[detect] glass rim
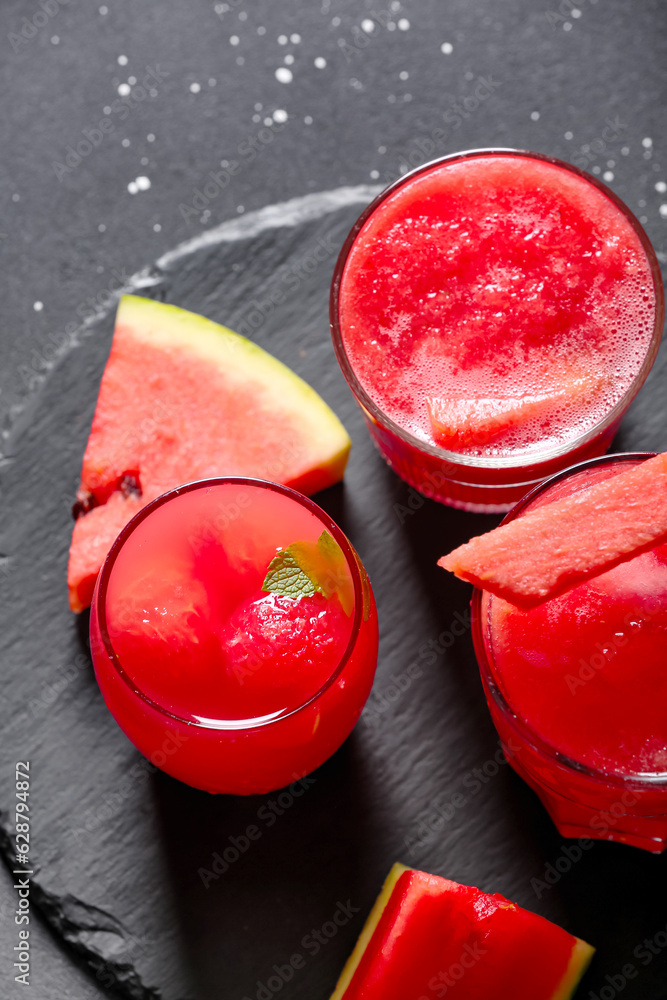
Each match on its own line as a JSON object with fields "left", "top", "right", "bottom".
{"left": 472, "top": 450, "right": 667, "bottom": 789}
{"left": 93, "top": 476, "right": 366, "bottom": 732}
{"left": 330, "top": 147, "right": 665, "bottom": 472}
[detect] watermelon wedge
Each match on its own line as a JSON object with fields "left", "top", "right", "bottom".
{"left": 68, "top": 295, "right": 351, "bottom": 612}
{"left": 426, "top": 375, "right": 604, "bottom": 450}
{"left": 330, "top": 864, "right": 593, "bottom": 1000}
{"left": 438, "top": 452, "right": 667, "bottom": 606}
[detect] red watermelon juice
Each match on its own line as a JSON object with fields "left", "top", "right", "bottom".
{"left": 331, "top": 150, "right": 663, "bottom": 511}
{"left": 473, "top": 454, "right": 667, "bottom": 852}
{"left": 90, "top": 478, "right": 378, "bottom": 795}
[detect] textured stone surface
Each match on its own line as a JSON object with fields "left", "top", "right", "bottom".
{"left": 1, "top": 1, "right": 667, "bottom": 998}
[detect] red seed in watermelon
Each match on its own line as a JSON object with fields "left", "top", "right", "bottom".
{"left": 330, "top": 864, "right": 594, "bottom": 1000}
{"left": 67, "top": 295, "right": 351, "bottom": 612}
{"left": 438, "top": 452, "right": 667, "bottom": 606}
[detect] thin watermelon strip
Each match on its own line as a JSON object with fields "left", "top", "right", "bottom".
{"left": 68, "top": 295, "right": 351, "bottom": 612}
{"left": 330, "top": 864, "right": 593, "bottom": 1000}
{"left": 427, "top": 393, "right": 564, "bottom": 448}
{"left": 426, "top": 374, "right": 604, "bottom": 450}
{"left": 439, "top": 452, "right": 667, "bottom": 606}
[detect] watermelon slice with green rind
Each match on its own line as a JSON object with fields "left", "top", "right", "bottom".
{"left": 439, "top": 452, "right": 667, "bottom": 606}
{"left": 330, "top": 864, "right": 594, "bottom": 1000}
{"left": 68, "top": 295, "right": 351, "bottom": 612}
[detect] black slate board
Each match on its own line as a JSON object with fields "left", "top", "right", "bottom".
{"left": 1, "top": 187, "right": 667, "bottom": 1000}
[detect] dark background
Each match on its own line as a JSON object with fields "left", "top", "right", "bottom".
{"left": 1, "top": 1, "right": 667, "bottom": 998}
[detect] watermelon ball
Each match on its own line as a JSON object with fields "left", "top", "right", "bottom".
{"left": 218, "top": 590, "right": 350, "bottom": 720}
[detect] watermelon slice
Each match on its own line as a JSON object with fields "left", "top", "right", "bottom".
{"left": 330, "top": 864, "right": 593, "bottom": 1000}
{"left": 426, "top": 375, "right": 603, "bottom": 450}
{"left": 68, "top": 295, "right": 351, "bottom": 612}
{"left": 438, "top": 452, "right": 667, "bottom": 606}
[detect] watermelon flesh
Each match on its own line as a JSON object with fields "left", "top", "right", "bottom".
{"left": 426, "top": 374, "right": 604, "bottom": 451}
{"left": 330, "top": 864, "right": 593, "bottom": 1000}
{"left": 439, "top": 452, "right": 667, "bottom": 606}
{"left": 68, "top": 295, "right": 351, "bottom": 612}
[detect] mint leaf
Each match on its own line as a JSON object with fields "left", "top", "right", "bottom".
{"left": 261, "top": 530, "right": 354, "bottom": 615}
{"left": 262, "top": 550, "right": 318, "bottom": 599}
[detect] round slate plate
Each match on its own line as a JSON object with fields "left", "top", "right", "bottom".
{"left": 1, "top": 189, "right": 666, "bottom": 1000}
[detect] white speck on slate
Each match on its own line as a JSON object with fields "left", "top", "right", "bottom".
{"left": 33, "top": 301, "right": 43, "bottom": 312}
{"left": 103, "top": 105, "right": 112, "bottom": 114}
{"left": 252, "top": 114, "right": 261, "bottom": 123}
{"left": 141, "top": 157, "right": 149, "bottom": 165}
{"left": 128, "top": 76, "right": 137, "bottom": 85}
{"left": 278, "top": 34, "right": 288, "bottom": 45}
{"left": 399, "top": 70, "right": 409, "bottom": 80}
{"left": 314, "top": 57, "right": 326, "bottom": 69}
{"left": 361, "top": 19, "right": 375, "bottom": 33}
{"left": 530, "top": 111, "right": 540, "bottom": 121}
{"left": 118, "top": 55, "right": 128, "bottom": 66}
{"left": 51, "top": 36, "right": 59, "bottom": 44}
{"left": 239, "top": 11, "right": 248, "bottom": 20}
{"left": 190, "top": 82, "right": 201, "bottom": 93}
{"left": 209, "top": 78, "right": 216, "bottom": 86}
{"left": 99, "top": 5, "right": 108, "bottom": 13}
{"left": 11, "top": 193, "right": 19, "bottom": 202}
{"left": 304, "top": 115, "right": 313, "bottom": 125}
{"left": 656, "top": 182, "right": 667, "bottom": 193}
{"left": 643, "top": 137, "right": 653, "bottom": 148}
{"left": 263, "top": 116, "right": 273, "bottom": 126}
{"left": 284, "top": 54, "right": 295, "bottom": 65}
{"left": 147, "top": 133, "right": 155, "bottom": 142}
{"left": 441, "top": 42, "right": 453, "bottom": 54}
{"left": 275, "top": 67, "right": 293, "bottom": 83}
{"left": 398, "top": 18, "right": 410, "bottom": 30}
{"left": 290, "top": 33, "right": 301, "bottom": 43}
{"left": 603, "top": 171, "right": 614, "bottom": 181}
{"left": 98, "top": 224, "right": 106, "bottom": 232}
{"left": 117, "top": 83, "right": 131, "bottom": 96}
{"left": 237, "top": 205, "right": 245, "bottom": 213}
{"left": 370, "top": 170, "right": 379, "bottom": 179}
{"left": 563, "top": 21, "right": 572, "bottom": 30}
{"left": 230, "top": 35, "right": 240, "bottom": 46}
{"left": 621, "top": 146, "right": 629, "bottom": 155}
{"left": 660, "top": 204, "right": 667, "bottom": 218}
{"left": 273, "top": 108, "right": 288, "bottom": 123}
{"left": 122, "top": 138, "right": 130, "bottom": 147}
{"left": 153, "top": 223, "right": 162, "bottom": 232}
{"left": 257, "top": 26, "right": 266, "bottom": 35}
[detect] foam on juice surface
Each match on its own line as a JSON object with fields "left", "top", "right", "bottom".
{"left": 339, "top": 155, "right": 656, "bottom": 456}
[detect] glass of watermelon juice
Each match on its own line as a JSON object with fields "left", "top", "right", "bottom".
{"left": 472, "top": 453, "right": 667, "bottom": 852}
{"left": 89, "top": 477, "right": 378, "bottom": 795}
{"left": 331, "top": 149, "right": 664, "bottom": 512}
